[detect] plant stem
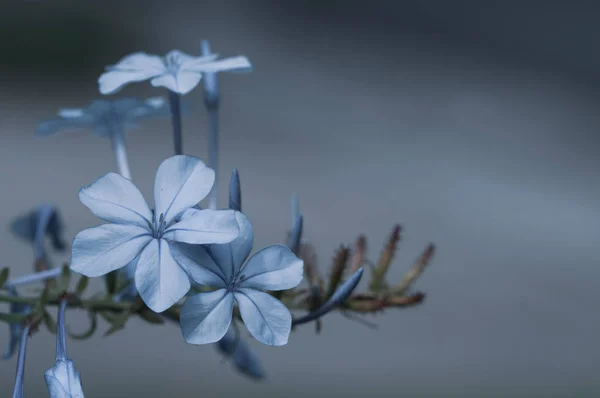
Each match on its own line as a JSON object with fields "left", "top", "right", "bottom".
{"left": 0, "top": 294, "right": 133, "bottom": 311}
{"left": 12, "top": 325, "right": 30, "bottom": 398}
{"left": 110, "top": 125, "right": 132, "bottom": 180}
{"left": 168, "top": 91, "right": 183, "bottom": 155}
{"left": 206, "top": 105, "right": 219, "bottom": 210}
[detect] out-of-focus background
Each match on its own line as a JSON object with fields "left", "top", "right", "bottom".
{"left": 1, "top": 1, "right": 599, "bottom": 396}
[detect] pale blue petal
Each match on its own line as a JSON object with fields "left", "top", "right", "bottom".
{"left": 70, "top": 224, "right": 152, "bottom": 277}
{"left": 150, "top": 72, "right": 202, "bottom": 95}
{"left": 237, "top": 244, "right": 303, "bottom": 291}
{"left": 57, "top": 109, "right": 85, "bottom": 118}
{"left": 99, "top": 52, "right": 165, "bottom": 95}
{"left": 180, "top": 288, "right": 234, "bottom": 344}
{"left": 44, "top": 359, "right": 85, "bottom": 398}
{"left": 169, "top": 243, "right": 227, "bottom": 288}
{"left": 234, "top": 288, "right": 292, "bottom": 346}
{"left": 163, "top": 209, "right": 239, "bottom": 245}
{"left": 217, "top": 328, "right": 266, "bottom": 380}
{"left": 79, "top": 172, "right": 153, "bottom": 228}
{"left": 207, "top": 211, "right": 254, "bottom": 283}
{"left": 134, "top": 238, "right": 190, "bottom": 313}
{"left": 36, "top": 117, "right": 95, "bottom": 136}
{"left": 153, "top": 155, "right": 215, "bottom": 224}
{"left": 183, "top": 56, "right": 252, "bottom": 73}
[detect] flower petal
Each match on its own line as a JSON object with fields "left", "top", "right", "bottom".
{"left": 79, "top": 172, "right": 153, "bottom": 228}
{"left": 153, "top": 155, "right": 215, "bottom": 224}
{"left": 44, "top": 359, "right": 85, "bottom": 398}
{"left": 36, "top": 117, "right": 95, "bottom": 136}
{"left": 234, "top": 288, "right": 292, "bottom": 346}
{"left": 180, "top": 288, "right": 234, "bottom": 344}
{"left": 238, "top": 244, "right": 303, "bottom": 291}
{"left": 99, "top": 52, "right": 165, "bottom": 94}
{"left": 134, "top": 238, "right": 190, "bottom": 312}
{"left": 217, "top": 327, "right": 266, "bottom": 380}
{"left": 206, "top": 211, "right": 254, "bottom": 282}
{"left": 170, "top": 242, "right": 227, "bottom": 288}
{"left": 163, "top": 208, "right": 239, "bottom": 245}
{"left": 150, "top": 71, "right": 202, "bottom": 95}
{"left": 183, "top": 56, "right": 252, "bottom": 73}
{"left": 70, "top": 224, "right": 152, "bottom": 277}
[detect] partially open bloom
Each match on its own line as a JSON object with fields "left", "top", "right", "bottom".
{"left": 99, "top": 49, "right": 252, "bottom": 95}
{"left": 2, "top": 288, "right": 31, "bottom": 360}
{"left": 174, "top": 211, "right": 303, "bottom": 346}
{"left": 70, "top": 155, "right": 240, "bottom": 312}
{"left": 37, "top": 97, "right": 167, "bottom": 138}
{"left": 44, "top": 299, "right": 85, "bottom": 397}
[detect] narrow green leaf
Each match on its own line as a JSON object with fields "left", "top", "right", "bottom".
{"left": 54, "top": 265, "right": 71, "bottom": 294}
{"left": 0, "top": 312, "right": 27, "bottom": 324}
{"left": 105, "top": 271, "right": 118, "bottom": 295}
{"left": 43, "top": 310, "right": 57, "bottom": 335}
{"left": 0, "top": 267, "right": 9, "bottom": 287}
{"left": 138, "top": 308, "right": 164, "bottom": 325}
{"left": 75, "top": 275, "right": 89, "bottom": 296}
{"left": 104, "top": 310, "right": 130, "bottom": 336}
{"left": 69, "top": 311, "right": 97, "bottom": 340}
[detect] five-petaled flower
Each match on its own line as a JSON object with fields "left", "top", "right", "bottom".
{"left": 98, "top": 50, "right": 252, "bottom": 95}
{"left": 37, "top": 97, "right": 167, "bottom": 138}
{"left": 174, "top": 211, "right": 303, "bottom": 346}
{"left": 70, "top": 155, "right": 240, "bottom": 312}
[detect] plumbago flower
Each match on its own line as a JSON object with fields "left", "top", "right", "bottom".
{"left": 70, "top": 155, "right": 240, "bottom": 312}
{"left": 174, "top": 211, "right": 303, "bottom": 346}
{"left": 37, "top": 97, "right": 167, "bottom": 138}
{"left": 45, "top": 299, "right": 84, "bottom": 397}
{"left": 99, "top": 49, "right": 252, "bottom": 95}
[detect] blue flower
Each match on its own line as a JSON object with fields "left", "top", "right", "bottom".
{"left": 10, "top": 203, "right": 67, "bottom": 261}
{"left": 98, "top": 49, "right": 252, "bottom": 95}
{"left": 69, "top": 155, "right": 240, "bottom": 313}
{"left": 37, "top": 97, "right": 167, "bottom": 138}
{"left": 45, "top": 300, "right": 85, "bottom": 397}
{"left": 173, "top": 211, "right": 303, "bottom": 346}
{"left": 2, "top": 288, "right": 31, "bottom": 360}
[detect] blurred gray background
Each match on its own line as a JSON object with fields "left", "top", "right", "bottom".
{"left": 1, "top": 0, "right": 599, "bottom": 397}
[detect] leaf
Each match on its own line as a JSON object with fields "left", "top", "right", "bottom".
{"left": 43, "top": 310, "right": 57, "bottom": 334}
{"left": 54, "top": 265, "right": 71, "bottom": 294}
{"left": 138, "top": 307, "right": 164, "bottom": 325}
{"left": 40, "top": 286, "right": 50, "bottom": 307}
{"left": 104, "top": 310, "right": 130, "bottom": 336}
{"left": 0, "top": 312, "right": 27, "bottom": 324}
{"left": 104, "top": 271, "right": 118, "bottom": 295}
{"left": 326, "top": 245, "right": 349, "bottom": 299}
{"left": 74, "top": 275, "right": 89, "bottom": 296}
{"left": 68, "top": 311, "right": 97, "bottom": 340}
{"left": 0, "top": 267, "right": 9, "bottom": 287}
{"left": 392, "top": 244, "right": 436, "bottom": 295}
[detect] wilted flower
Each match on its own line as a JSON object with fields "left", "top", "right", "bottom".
{"left": 99, "top": 49, "right": 252, "bottom": 95}
{"left": 2, "top": 288, "right": 31, "bottom": 360}
{"left": 174, "top": 211, "right": 303, "bottom": 346}
{"left": 37, "top": 97, "right": 167, "bottom": 138}
{"left": 11, "top": 203, "right": 66, "bottom": 263}
{"left": 70, "top": 155, "right": 240, "bottom": 313}
{"left": 44, "top": 299, "right": 85, "bottom": 397}
{"left": 217, "top": 327, "right": 265, "bottom": 380}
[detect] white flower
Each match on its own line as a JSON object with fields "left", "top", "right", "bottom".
{"left": 174, "top": 211, "right": 303, "bottom": 346}
{"left": 70, "top": 155, "right": 240, "bottom": 312}
{"left": 99, "top": 49, "right": 252, "bottom": 95}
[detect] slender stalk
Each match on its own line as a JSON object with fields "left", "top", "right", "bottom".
{"left": 201, "top": 40, "right": 220, "bottom": 210}
{"left": 0, "top": 294, "right": 133, "bottom": 311}
{"left": 12, "top": 325, "right": 30, "bottom": 398}
{"left": 168, "top": 91, "right": 183, "bottom": 155}
{"left": 110, "top": 125, "right": 132, "bottom": 180}
{"left": 56, "top": 299, "right": 67, "bottom": 360}
{"left": 206, "top": 106, "right": 220, "bottom": 210}
{"left": 4, "top": 268, "right": 62, "bottom": 288}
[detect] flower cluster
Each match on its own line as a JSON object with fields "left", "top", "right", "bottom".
{"left": 0, "top": 39, "right": 436, "bottom": 397}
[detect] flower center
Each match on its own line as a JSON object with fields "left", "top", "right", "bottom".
{"left": 227, "top": 274, "right": 246, "bottom": 292}
{"left": 149, "top": 212, "right": 176, "bottom": 239}
{"left": 165, "top": 53, "right": 182, "bottom": 74}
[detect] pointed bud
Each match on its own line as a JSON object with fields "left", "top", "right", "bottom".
{"left": 228, "top": 169, "right": 242, "bottom": 211}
